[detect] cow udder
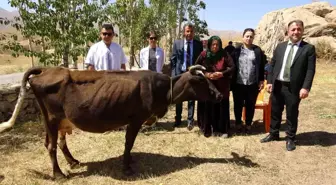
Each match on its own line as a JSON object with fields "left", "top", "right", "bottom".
{"left": 59, "top": 119, "right": 76, "bottom": 135}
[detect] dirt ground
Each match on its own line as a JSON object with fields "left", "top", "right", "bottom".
{"left": 0, "top": 62, "right": 335, "bottom": 185}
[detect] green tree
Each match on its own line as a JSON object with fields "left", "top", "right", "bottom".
{"left": 4, "top": 0, "right": 107, "bottom": 67}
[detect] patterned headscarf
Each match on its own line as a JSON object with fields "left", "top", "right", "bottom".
{"left": 206, "top": 36, "right": 225, "bottom": 63}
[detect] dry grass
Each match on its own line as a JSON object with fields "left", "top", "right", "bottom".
{"left": 0, "top": 54, "right": 86, "bottom": 74}
{"left": 314, "top": 40, "right": 336, "bottom": 62}
{"left": 0, "top": 54, "right": 32, "bottom": 74}
{"left": 0, "top": 63, "right": 336, "bottom": 185}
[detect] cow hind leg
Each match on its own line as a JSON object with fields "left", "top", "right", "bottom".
{"left": 123, "top": 122, "right": 142, "bottom": 176}
{"left": 58, "top": 134, "right": 80, "bottom": 169}
{"left": 46, "top": 119, "right": 67, "bottom": 180}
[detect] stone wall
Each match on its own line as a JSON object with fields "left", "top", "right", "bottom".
{"left": 0, "top": 84, "right": 40, "bottom": 123}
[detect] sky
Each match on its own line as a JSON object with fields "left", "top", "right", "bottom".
{"left": 1, "top": 0, "right": 335, "bottom": 31}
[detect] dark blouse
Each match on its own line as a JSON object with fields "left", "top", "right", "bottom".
{"left": 196, "top": 50, "right": 235, "bottom": 99}
{"left": 148, "top": 48, "right": 157, "bottom": 72}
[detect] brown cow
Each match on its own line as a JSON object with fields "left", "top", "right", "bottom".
{"left": 0, "top": 65, "right": 223, "bottom": 179}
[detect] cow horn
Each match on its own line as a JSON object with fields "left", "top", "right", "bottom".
{"left": 189, "top": 65, "right": 206, "bottom": 72}
{"left": 195, "top": 70, "right": 205, "bottom": 76}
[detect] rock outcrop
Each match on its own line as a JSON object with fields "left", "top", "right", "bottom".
{"left": 254, "top": 2, "right": 336, "bottom": 59}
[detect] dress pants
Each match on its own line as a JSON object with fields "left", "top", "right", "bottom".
{"left": 270, "top": 80, "right": 301, "bottom": 140}
{"left": 233, "top": 83, "right": 259, "bottom": 126}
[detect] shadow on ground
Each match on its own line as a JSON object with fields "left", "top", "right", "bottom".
{"left": 0, "top": 121, "right": 44, "bottom": 155}
{"left": 296, "top": 131, "right": 336, "bottom": 147}
{"left": 230, "top": 120, "right": 288, "bottom": 137}
{"left": 0, "top": 175, "right": 4, "bottom": 183}
{"left": 29, "top": 152, "right": 260, "bottom": 181}
{"left": 140, "top": 121, "right": 176, "bottom": 133}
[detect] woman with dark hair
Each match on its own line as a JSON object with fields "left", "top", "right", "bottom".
{"left": 231, "top": 28, "right": 267, "bottom": 134}
{"left": 139, "top": 31, "right": 164, "bottom": 73}
{"left": 196, "top": 36, "right": 235, "bottom": 138}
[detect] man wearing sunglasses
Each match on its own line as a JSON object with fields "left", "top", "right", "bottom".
{"left": 139, "top": 31, "right": 164, "bottom": 73}
{"left": 85, "top": 24, "right": 127, "bottom": 71}
{"left": 171, "top": 23, "right": 203, "bottom": 130}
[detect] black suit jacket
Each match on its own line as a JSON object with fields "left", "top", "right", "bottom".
{"left": 231, "top": 44, "right": 266, "bottom": 87}
{"left": 170, "top": 39, "right": 203, "bottom": 76}
{"left": 267, "top": 41, "right": 316, "bottom": 94}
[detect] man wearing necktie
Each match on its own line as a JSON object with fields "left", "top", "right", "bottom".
{"left": 260, "top": 20, "right": 317, "bottom": 151}
{"left": 171, "top": 23, "right": 203, "bottom": 130}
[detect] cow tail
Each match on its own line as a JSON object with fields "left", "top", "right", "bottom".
{"left": 0, "top": 67, "right": 44, "bottom": 132}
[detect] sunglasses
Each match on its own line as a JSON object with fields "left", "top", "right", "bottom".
{"left": 149, "top": 37, "right": 157, "bottom": 40}
{"left": 102, "top": 32, "right": 113, "bottom": 36}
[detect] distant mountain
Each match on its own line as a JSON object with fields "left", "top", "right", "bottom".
{"left": 0, "top": 7, "right": 19, "bottom": 31}
{"left": 0, "top": 7, "right": 19, "bottom": 20}
{"left": 206, "top": 29, "right": 242, "bottom": 40}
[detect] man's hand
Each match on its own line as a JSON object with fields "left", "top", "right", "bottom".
{"left": 299, "top": 88, "right": 309, "bottom": 99}
{"left": 266, "top": 84, "right": 272, "bottom": 93}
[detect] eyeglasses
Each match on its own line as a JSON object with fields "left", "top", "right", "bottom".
{"left": 102, "top": 32, "right": 113, "bottom": 36}
{"left": 149, "top": 37, "right": 157, "bottom": 40}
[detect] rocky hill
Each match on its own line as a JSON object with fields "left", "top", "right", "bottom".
{"left": 0, "top": 8, "right": 19, "bottom": 29}
{"left": 254, "top": 1, "right": 336, "bottom": 59}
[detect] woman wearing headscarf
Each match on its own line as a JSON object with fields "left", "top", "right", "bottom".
{"left": 196, "top": 36, "right": 235, "bottom": 138}
{"left": 231, "top": 28, "right": 267, "bottom": 134}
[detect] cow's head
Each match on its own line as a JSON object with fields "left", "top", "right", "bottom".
{"left": 172, "top": 65, "right": 223, "bottom": 103}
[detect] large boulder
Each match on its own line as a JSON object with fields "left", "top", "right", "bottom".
{"left": 254, "top": 2, "right": 336, "bottom": 58}
{"left": 325, "top": 9, "right": 336, "bottom": 23}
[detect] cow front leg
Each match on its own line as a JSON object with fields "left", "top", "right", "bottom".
{"left": 46, "top": 120, "right": 66, "bottom": 180}
{"left": 123, "top": 123, "right": 142, "bottom": 176}
{"left": 58, "top": 134, "right": 80, "bottom": 169}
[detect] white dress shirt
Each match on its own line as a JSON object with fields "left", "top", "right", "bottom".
{"left": 278, "top": 40, "right": 301, "bottom": 81}
{"left": 85, "top": 41, "right": 128, "bottom": 71}
{"left": 139, "top": 46, "right": 164, "bottom": 73}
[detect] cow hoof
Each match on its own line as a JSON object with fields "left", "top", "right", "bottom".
{"left": 123, "top": 167, "right": 135, "bottom": 176}
{"left": 69, "top": 160, "right": 81, "bottom": 169}
{"left": 53, "top": 172, "right": 67, "bottom": 180}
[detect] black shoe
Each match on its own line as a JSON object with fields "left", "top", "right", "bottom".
{"left": 187, "top": 121, "right": 194, "bottom": 131}
{"left": 174, "top": 120, "right": 181, "bottom": 127}
{"left": 260, "top": 134, "right": 280, "bottom": 143}
{"left": 245, "top": 125, "right": 252, "bottom": 135}
{"left": 236, "top": 125, "right": 243, "bottom": 133}
{"left": 286, "top": 139, "right": 296, "bottom": 151}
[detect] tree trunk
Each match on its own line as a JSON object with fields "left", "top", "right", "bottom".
{"left": 129, "top": 44, "right": 134, "bottom": 68}
{"left": 129, "top": 4, "right": 134, "bottom": 69}
{"left": 62, "top": 45, "right": 69, "bottom": 68}
{"left": 41, "top": 36, "right": 46, "bottom": 53}
{"left": 28, "top": 37, "right": 34, "bottom": 67}
{"left": 177, "top": 1, "right": 185, "bottom": 39}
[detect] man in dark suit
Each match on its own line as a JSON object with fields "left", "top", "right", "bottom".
{"left": 171, "top": 23, "right": 203, "bottom": 130}
{"left": 224, "top": 41, "right": 235, "bottom": 57}
{"left": 260, "top": 20, "right": 316, "bottom": 151}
